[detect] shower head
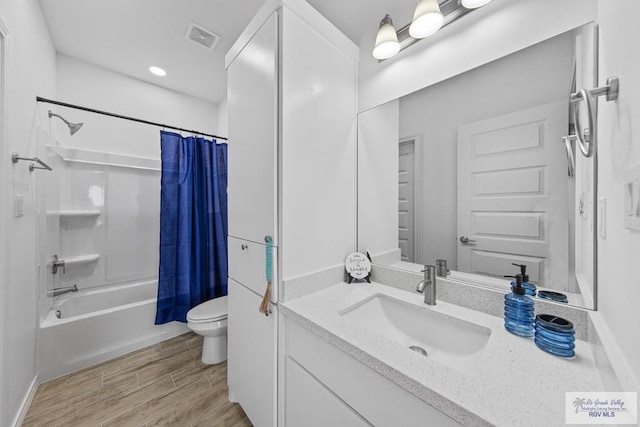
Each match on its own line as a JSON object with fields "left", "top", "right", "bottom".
{"left": 67, "top": 122, "right": 83, "bottom": 136}
{"left": 48, "top": 110, "right": 84, "bottom": 135}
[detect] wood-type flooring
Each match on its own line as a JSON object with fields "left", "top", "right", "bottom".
{"left": 23, "top": 332, "right": 251, "bottom": 427}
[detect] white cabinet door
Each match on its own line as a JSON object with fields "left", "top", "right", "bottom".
{"left": 228, "top": 236, "right": 277, "bottom": 300}
{"left": 285, "top": 357, "right": 371, "bottom": 427}
{"left": 227, "top": 12, "right": 278, "bottom": 244}
{"left": 228, "top": 278, "right": 277, "bottom": 427}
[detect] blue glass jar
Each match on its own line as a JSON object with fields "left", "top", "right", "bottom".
{"left": 504, "top": 275, "right": 535, "bottom": 338}
{"left": 534, "top": 314, "right": 575, "bottom": 358}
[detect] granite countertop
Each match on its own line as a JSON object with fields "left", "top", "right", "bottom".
{"left": 280, "top": 282, "right": 603, "bottom": 426}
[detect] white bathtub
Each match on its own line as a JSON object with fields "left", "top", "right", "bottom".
{"left": 38, "top": 280, "right": 189, "bottom": 381}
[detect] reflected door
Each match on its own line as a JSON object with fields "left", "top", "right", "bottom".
{"left": 399, "top": 140, "right": 415, "bottom": 262}
{"left": 457, "top": 100, "right": 569, "bottom": 289}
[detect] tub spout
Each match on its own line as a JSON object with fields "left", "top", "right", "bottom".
{"left": 48, "top": 284, "right": 78, "bottom": 297}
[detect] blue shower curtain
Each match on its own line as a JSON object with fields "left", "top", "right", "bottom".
{"left": 155, "top": 131, "right": 228, "bottom": 324}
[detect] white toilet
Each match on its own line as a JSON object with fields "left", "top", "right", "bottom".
{"left": 186, "top": 296, "right": 228, "bottom": 365}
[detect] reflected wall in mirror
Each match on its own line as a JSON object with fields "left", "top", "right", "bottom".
{"left": 358, "top": 23, "right": 597, "bottom": 309}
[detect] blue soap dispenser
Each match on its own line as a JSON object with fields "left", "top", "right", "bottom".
{"left": 511, "top": 263, "right": 536, "bottom": 296}
{"left": 504, "top": 274, "right": 535, "bottom": 338}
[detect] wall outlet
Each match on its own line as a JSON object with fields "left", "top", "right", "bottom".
{"left": 598, "top": 198, "right": 606, "bottom": 239}
{"left": 14, "top": 194, "right": 24, "bottom": 218}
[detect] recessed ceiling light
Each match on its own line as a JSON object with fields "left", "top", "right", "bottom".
{"left": 149, "top": 66, "right": 166, "bottom": 76}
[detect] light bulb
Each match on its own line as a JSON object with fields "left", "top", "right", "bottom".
{"left": 409, "top": 0, "right": 444, "bottom": 39}
{"left": 372, "top": 14, "right": 400, "bottom": 60}
{"left": 461, "top": 0, "right": 494, "bottom": 9}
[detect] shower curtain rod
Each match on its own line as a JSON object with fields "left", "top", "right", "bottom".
{"left": 36, "top": 96, "right": 228, "bottom": 141}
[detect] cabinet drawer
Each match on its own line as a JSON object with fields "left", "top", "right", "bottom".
{"left": 229, "top": 236, "right": 278, "bottom": 300}
{"left": 285, "top": 318, "right": 462, "bottom": 427}
{"left": 285, "top": 357, "right": 371, "bottom": 427}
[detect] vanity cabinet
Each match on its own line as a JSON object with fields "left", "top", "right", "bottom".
{"left": 282, "top": 317, "right": 463, "bottom": 427}
{"left": 226, "top": 0, "right": 358, "bottom": 426}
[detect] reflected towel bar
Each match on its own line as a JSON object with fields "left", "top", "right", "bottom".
{"left": 11, "top": 152, "right": 53, "bottom": 172}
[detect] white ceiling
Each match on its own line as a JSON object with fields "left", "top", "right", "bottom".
{"left": 38, "top": 0, "right": 418, "bottom": 105}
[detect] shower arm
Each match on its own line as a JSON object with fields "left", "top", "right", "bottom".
{"left": 48, "top": 111, "right": 71, "bottom": 126}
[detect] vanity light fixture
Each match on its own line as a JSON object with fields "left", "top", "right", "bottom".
{"left": 409, "top": 0, "right": 444, "bottom": 39}
{"left": 149, "top": 66, "right": 167, "bottom": 76}
{"left": 372, "top": 14, "right": 401, "bottom": 60}
{"left": 373, "top": 0, "right": 494, "bottom": 60}
{"left": 460, "top": 0, "right": 494, "bottom": 9}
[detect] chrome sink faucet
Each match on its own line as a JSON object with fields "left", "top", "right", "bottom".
{"left": 416, "top": 265, "right": 437, "bottom": 305}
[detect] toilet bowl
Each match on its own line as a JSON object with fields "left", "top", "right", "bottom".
{"left": 187, "top": 296, "right": 228, "bottom": 365}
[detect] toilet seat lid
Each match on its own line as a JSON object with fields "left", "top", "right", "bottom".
{"left": 187, "top": 296, "right": 228, "bottom": 322}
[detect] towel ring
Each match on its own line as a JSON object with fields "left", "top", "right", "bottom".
{"left": 569, "top": 76, "right": 619, "bottom": 158}
{"left": 572, "top": 89, "right": 596, "bottom": 158}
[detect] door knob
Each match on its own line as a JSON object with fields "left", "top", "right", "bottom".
{"left": 459, "top": 236, "right": 476, "bottom": 244}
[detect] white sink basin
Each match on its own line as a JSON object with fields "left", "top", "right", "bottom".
{"left": 340, "top": 294, "right": 491, "bottom": 374}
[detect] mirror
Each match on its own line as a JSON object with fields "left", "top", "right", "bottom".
{"left": 357, "top": 23, "right": 597, "bottom": 310}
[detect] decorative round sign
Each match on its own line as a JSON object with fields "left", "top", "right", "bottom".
{"left": 345, "top": 252, "right": 371, "bottom": 282}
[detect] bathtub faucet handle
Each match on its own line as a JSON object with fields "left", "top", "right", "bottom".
{"left": 49, "top": 254, "right": 65, "bottom": 275}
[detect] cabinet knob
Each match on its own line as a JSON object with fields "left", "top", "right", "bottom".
{"left": 241, "top": 244, "right": 248, "bottom": 250}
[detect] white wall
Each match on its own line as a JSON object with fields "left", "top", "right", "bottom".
{"left": 357, "top": 99, "right": 399, "bottom": 258}
{"left": 0, "top": 0, "right": 56, "bottom": 425}
{"left": 217, "top": 96, "right": 228, "bottom": 138}
{"left": 55, "top": 54, "right": 219, "bottom": 159}
{"left": 359, "top": 0, "right": 597, "bottom": 112}
{"left": 398, "top": 31, "right": 573, "bottom": 269}
{"left": 280, "top": 8, "right": 358, "bottom": 280}
{"left": 596, "top": 0, "right": 640, "bottom": 383}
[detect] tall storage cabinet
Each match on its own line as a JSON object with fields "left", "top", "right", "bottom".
{"left": 225, "top": 1, "right": 358, "bottom": 426}
{"left": 227, "top": 11, "right": 279, "bottom": 427}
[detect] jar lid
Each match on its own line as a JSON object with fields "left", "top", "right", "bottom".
{"left": 537, "top": 290, "right": 568, "bottom": 303}
{"left": 536, "top": 314, "right": 573, "bottom": 332}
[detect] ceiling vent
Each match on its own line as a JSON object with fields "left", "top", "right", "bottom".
{"left": 185, "top": 22, "right": 221, "bottom": 51}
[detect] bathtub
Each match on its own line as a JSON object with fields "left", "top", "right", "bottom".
{"left": 38, "top": 279, "right": 189, "bottom": 381}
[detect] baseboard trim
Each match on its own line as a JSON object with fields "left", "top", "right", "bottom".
{"left": 12, "top": 375, "right": 38, "bottom": 427}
